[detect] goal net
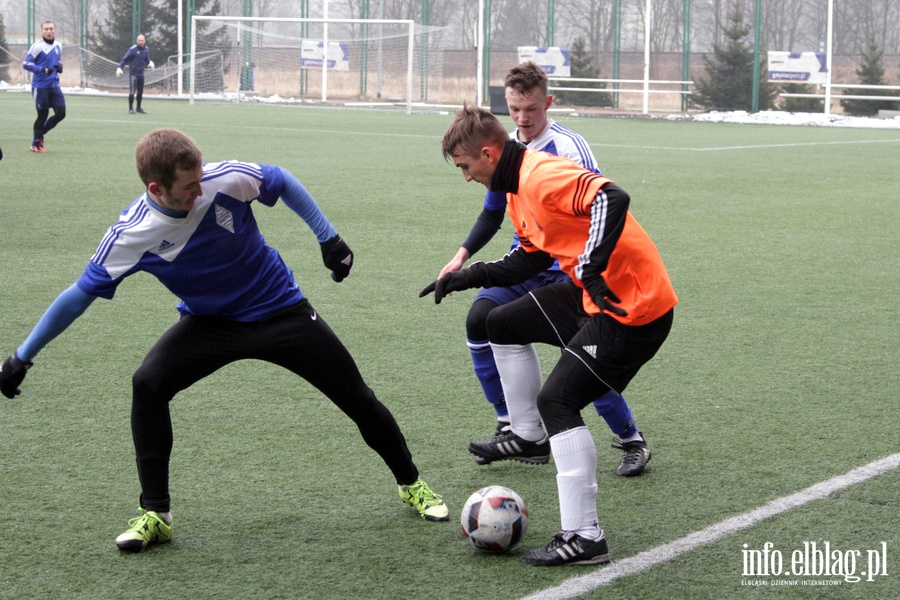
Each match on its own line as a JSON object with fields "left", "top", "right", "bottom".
{"left": 189, "top": 16, "right": 448, "bottom": 112}
{"left": 73, "top": 47, "right": 223, "bottom": 96}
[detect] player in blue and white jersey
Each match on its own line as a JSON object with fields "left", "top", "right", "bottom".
{"left": 22, "top": 21, "right": 66, "bottom": 153}
{"left": 116, "top": 34, "right": 154, "bottom": 114}
{"left": 0, "top": 128, "right": 449, "bottom": 552}
{"left": 433, "top": 62, "right": 652, "bottom": 476}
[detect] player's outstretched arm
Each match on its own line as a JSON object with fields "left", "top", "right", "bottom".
{"left": 422, "top": 248, "right": 554, "bottom": 304}
{"left": 2, "top": 284, "right": 97, "bottom": 397}
{"left": 275, "top": 166, "right": 354, "bottom": 282}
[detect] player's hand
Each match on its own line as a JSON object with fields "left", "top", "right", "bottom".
{"left": 320, "top": 235, "right": 353, "bottom": 282}
{"left": 438, "top": 248, "right": 469, "bottom": 279}
{"left": 148, "top": 61, "right": 155, "bottom": 70}
{"left": 116, "top": 67, "right": 123, "bottom": 77}
{"left": 41, "top": 67, "right": 54, "bottom": 75}
{"left": 583, "top": 276, "right": 627, "bottom": 317}
{"left": 55, "top": 63, "right": 63, "bottom": 74}
{"left": 419, "top": 270, "right": 474, "bottom": 304}
{"left": 1, "top": 354, "right": 33, "bottom": 399}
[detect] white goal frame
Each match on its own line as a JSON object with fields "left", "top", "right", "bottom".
{"left": 189, "top": 16, "right": 416, "bottom": 113}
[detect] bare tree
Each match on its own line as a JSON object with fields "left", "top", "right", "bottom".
{"left": 762, "top": 0, "right": 809, "bottom": 51}
{"left": 39, "top": 0, "right": 101, "bottom": 47}
{"left": 833, "top": 0, "right": 900, "bottom": 54}
{"left": 491, "top": 0, "right": 547, "bottom": 49}
{"left": 557, "top": 0, "right": 614, "bottom": 69}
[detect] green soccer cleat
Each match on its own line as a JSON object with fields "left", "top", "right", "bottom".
{"left": 399, "top": 479, "right": 449, "bottom": 522}
{"left": 115, "top": 508, "right": 173, "bottom": 552}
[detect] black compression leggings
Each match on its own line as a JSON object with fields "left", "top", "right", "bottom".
{"left": 34, "top": 106, "right": 66, "bottom": 137}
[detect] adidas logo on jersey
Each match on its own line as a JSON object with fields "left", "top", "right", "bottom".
{"left": 157, "top": 240, "right": 175, "bottom": 253}
{"left": 582, "top": 345, "right": 597, "bottom": 359}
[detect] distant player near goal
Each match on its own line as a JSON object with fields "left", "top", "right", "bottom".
{"left": 0, "top": 128, "right": 449, "bottom": 552}
{"left": 116, "top": 34, "right": 155, "bottom": 114}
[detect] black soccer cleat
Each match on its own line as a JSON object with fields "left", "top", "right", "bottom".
{"left": 523, "top": 530, "right": 611, "bottom": 566}
{"left": 469, "top": 430, "right": 550, "bottom": 465}
{"left": 611, "top": 436, "right": 651, "bottom": 476}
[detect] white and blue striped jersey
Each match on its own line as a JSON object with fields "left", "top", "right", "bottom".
{"left": 23, "top": 38, "right": 63, "bottom": 89}
{"left": 76, "top": 161, "right": 307, "bottom": 322}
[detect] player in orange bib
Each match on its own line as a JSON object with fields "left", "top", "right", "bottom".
{"left": 421, "top": 105, "right": 677, "bottom": 567}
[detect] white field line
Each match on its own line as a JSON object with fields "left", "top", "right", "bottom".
{"left": 521, "top": 452, "right": 900, "bottom": 600}
{"left": 589, "top": 139, "right": 900, "bottom": 151}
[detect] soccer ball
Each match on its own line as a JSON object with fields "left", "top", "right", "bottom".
{"left": 460, "top": 486, "right": 529, "bottom": 553}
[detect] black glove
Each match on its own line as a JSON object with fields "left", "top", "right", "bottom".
{"left": 1, "top": 354, "right": 33, "bottom": 399}
{"left": 320, "top": 235, "right": 353, "bottom": 282}
{"left": 419, "top": 270, "right": 476, "bottom": 304}
{"left": 41, "top": 67, "right": 54, "bottom": 75}
{"left": 55, "top": 63, "right": 63, "bottom": 74}
{"left": 583, "top": 276, "right": 628, "bottom": 317}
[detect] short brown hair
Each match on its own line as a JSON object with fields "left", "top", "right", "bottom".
{"left": 441, "top": 104, "right": 509, "bottom": 161}
{"left": 504, "top": 62, "right": 549, "bottom": 97}
{"left": 135, "top": 129, "right": 203, "bottom": 190}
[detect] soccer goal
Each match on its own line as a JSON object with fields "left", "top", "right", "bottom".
{"left": 189, "top": 16, "right": 448, "bottom": 113}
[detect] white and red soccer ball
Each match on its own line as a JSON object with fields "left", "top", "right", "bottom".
{"left": 461, "top": 486, "right": 529, "bottom": 553}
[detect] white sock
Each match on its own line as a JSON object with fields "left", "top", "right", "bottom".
{"left": 551, "top": 426, "right": 601, "bottom": 538}
{"left": 491, "top": 343, "right": 545, "bottom": 441}
{"left": 619, "top": 431, "right": 644, "bottom": 444}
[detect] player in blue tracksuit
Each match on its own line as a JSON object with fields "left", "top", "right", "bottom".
{"left": 117, "top": 34, "right": 154, "bottom": 114}
{"left": 433, "top": 63, "right": 651, "bottom": 476}
{"left": 22, "top": 21, "right": 66, "bottom": 153}
{"left": 0, "top": 128, "right": 449, "bottom": 552}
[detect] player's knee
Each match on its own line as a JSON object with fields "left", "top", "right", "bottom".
{"left": 465, "top": 299, "right": 495, "bottom": 340}
{"left": 485, "top": 303, "right": 524, "bottom": 345}
{"left": 537, "top": 392, "right": 582, "bottom": 436}
{"left": 132, "top": 356, "right": 176, "bottom": 401}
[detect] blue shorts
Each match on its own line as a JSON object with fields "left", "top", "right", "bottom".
{"left": 475, "top": 269, "right": 571, "bottom": 306}
{"left": 32, "top": 86, "right": 66, "bottom": 110}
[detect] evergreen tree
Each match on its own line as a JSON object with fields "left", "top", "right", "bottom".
{"left": 0, "top": 14, "right": 9, "bottom": 83}
{"left": 691, "top": 10, "right": 777, "bottom": 112}
{"left": 92, "top": 0, "right": 139, "bottom": 63}
{"left": 840, "top": 41, "right": 897, "bottom": 116}
{"left": 92, "top": 0, "right": 227, "bottom": 68}
{"left": 148, "top": 0, "right": 227, "bottom": 68}
{"left": 553, "top": 38, "right": 611, "bottom": 108}
{"left": 779, "top": 83, "right": 824, "bottom": 113}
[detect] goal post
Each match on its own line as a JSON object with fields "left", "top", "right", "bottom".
{"left": 189, "top": 16, "right": 432, "bottom": 114}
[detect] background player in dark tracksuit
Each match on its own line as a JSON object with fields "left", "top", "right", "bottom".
{"left": 22, "top": 21, "right": 66, "bottom": 153}
{"left": 0, "top": 128, "right": 449, "bottom": 552}
{"left": 117, "top": 34, "right": 154, "bottom": 114}
{"left": 422, "top": 106, "right": 677, "bottom": 566}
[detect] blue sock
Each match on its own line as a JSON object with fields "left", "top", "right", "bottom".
{"left": 468, "top": 339, "right": 508, "bottom": 418}
{"left": 592, "top": 390, "right": 638, "bottom": 439}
